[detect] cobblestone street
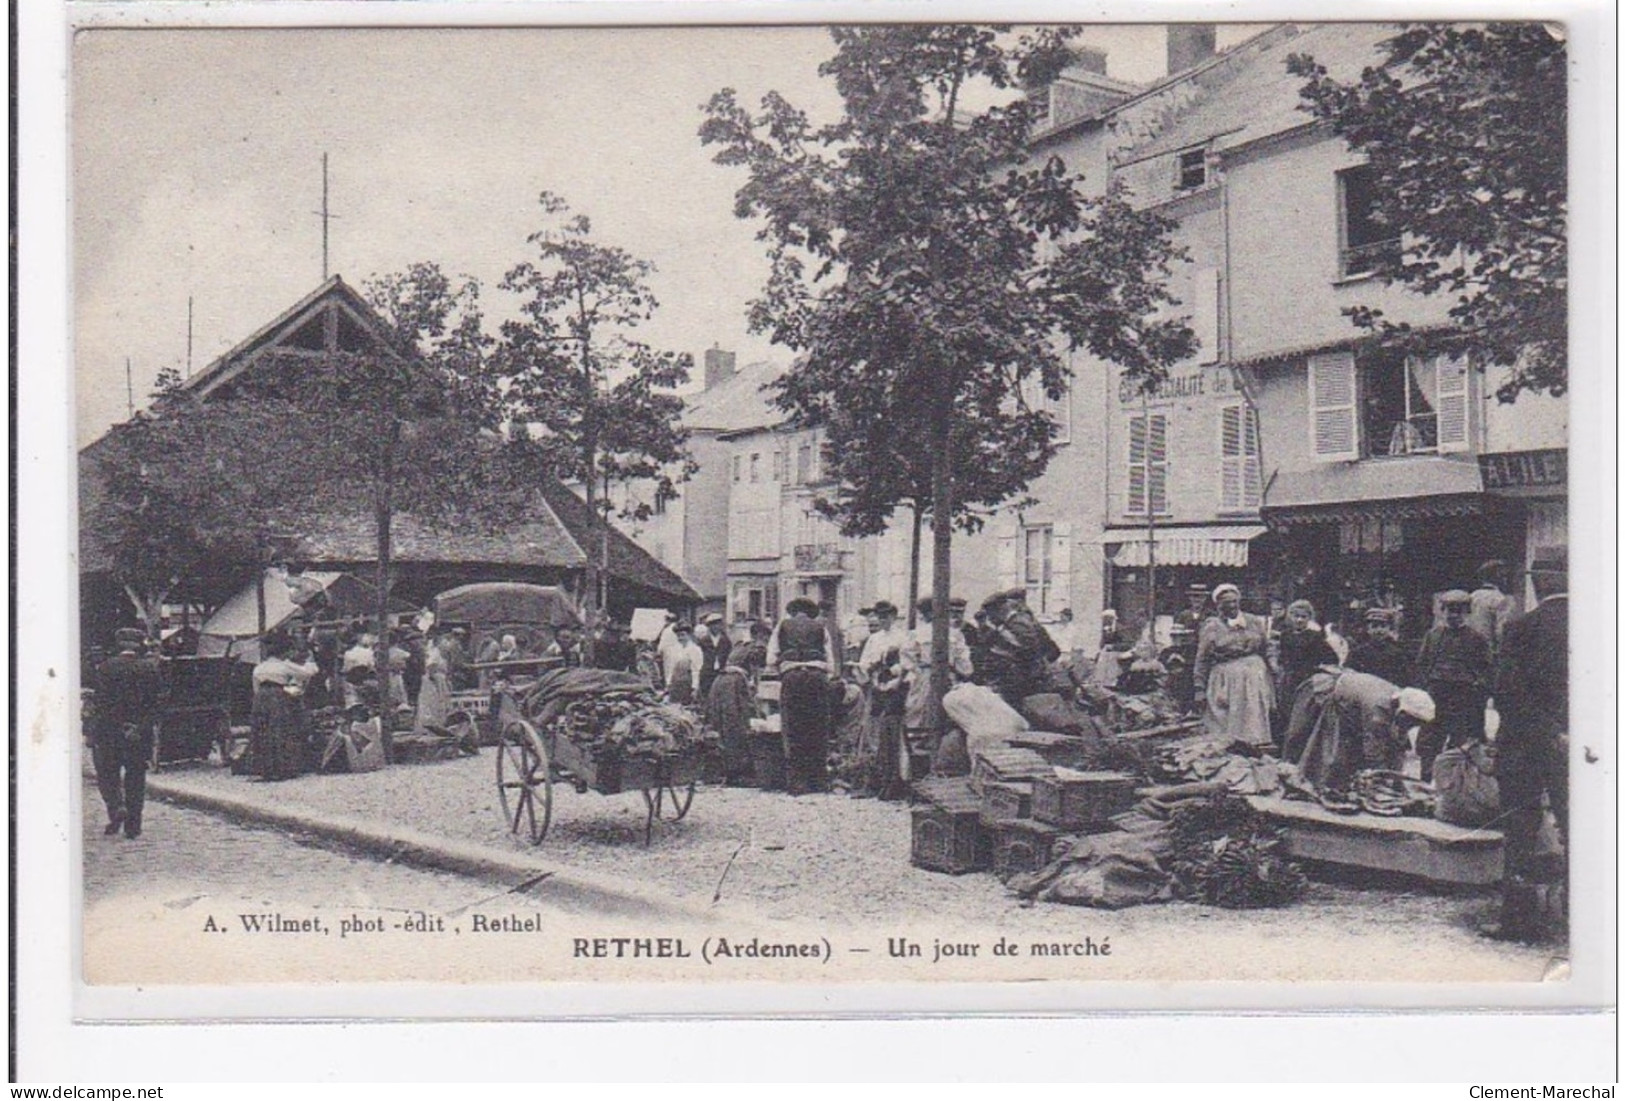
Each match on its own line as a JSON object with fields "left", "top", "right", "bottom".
{"left": 110, "top": 756, "right": 1562, "bottom": 984}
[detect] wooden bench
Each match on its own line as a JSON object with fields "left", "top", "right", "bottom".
{"left": 1247, "top": 795, "right": 1504, "bottom": 887}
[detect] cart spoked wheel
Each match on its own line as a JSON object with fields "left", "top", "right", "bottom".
{"left": 639, "top": 788, "right": 660, "bottom": 846}
{"left": 496, "top": 719, "right": 552, "bottom": 845}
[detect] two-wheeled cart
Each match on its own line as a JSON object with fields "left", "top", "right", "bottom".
{"left": 491, "top": 669, "right": 701, "bottom": 846}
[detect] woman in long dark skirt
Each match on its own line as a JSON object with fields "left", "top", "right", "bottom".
{"left": 705, "top": 660, "right": 756, "bottom": 786}
{"left": 250, "top": 642, "right": 319, "bottom": 781}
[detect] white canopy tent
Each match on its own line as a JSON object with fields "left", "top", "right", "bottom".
{"left": 198, "top": 569, "right": 368, "bottom": 663}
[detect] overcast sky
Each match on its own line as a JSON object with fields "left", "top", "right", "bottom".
{"left": 73, "top": 24, "right": 1261, "bottom": 446}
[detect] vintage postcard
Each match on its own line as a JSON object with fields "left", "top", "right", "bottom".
{"left": 37, "top": 2, "right": 1613, "bottom": 1030}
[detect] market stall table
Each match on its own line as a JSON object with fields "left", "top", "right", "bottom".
{"left": 1245, "top": 795, "right": 1504, "bottom": 887}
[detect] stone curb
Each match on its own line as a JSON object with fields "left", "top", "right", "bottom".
{"left": 146, "top": 772, "right": 740, "bottom": 925}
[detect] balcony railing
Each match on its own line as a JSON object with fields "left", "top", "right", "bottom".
{"left": 793, "top": 543, "right": 850, "bottom": 574}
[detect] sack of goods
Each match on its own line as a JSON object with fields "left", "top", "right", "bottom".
{"left": 942, "top": 683, "right": 1027, "bottom": 756}
{"left": 545, "top": 692, "right": 716, "bottom": 765}
{"left": 1433, "top": 743, "right": 1500, "bottom": 827}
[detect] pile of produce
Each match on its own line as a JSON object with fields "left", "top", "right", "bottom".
{"left": 1345, "top": 769, "right": 1435, "bottom": 818}
{"left": 543, "top": 691, "right": 715, "bottom": 764}
{"left": 1164, "top": 793, "right": 1307, "bottom": 909}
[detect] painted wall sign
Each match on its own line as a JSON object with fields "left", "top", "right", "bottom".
{"left": 1119, "top": 366, "right": 1232, "bottom": 404}
{"left": 1478, "top": 449, "right": 1566, "bottom": 490}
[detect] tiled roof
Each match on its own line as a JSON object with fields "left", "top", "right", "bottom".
{"left": 78, "top": 274, "right": 702, "bottom": 604}
{"left": 683, "top": 359, "right": 785, "bottom": 433}
{"left": 535, "top": 479, "right": 701, "bottom": 602}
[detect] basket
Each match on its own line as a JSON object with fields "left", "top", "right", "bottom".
{"left": 910, "top": 805, "right": 991, "bottom": 875}
{"left": 1008, "top": 730, "right": 1094, "bottom": 770}
{"left": 1032, "top": 769, "right": 1137, "bottom": 832}
{"left": 969, "top": 746, "right": 1053, "bottom": 794}
{"left": 979, "top": 780, "right": 1033, "bottom": 825}
{"left": 910, "top": 778, "right": 991, "bottom": 875}
{"left": 991, "top": 819, "right": 1062, "bottom": 881}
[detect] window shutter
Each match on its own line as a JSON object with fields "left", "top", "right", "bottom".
{"left": 1436, "top": 356, "right": 1470, "bottom": 452}
{"left": 1052, "top": 520, "right": 1073, "bottom": 591}
{"left": 995, "top": 520, "right": 1021, "bottom": 589}
{"left": 1193, "top": 266, "right": 1220, "bottom": 364}
{"left": 1243, "top": 405, "right": 1262, "bottom": 508}
{"left": 1149, "top": 414, "right": 1169, "bottom": 515}
{"left": 1220, "top": 404, "right": 1243, "bottom": 511}
{"left": 1308, "top": 351, "right": 1359, "bottom": 461}
{"left": 1127, "top": 416, "right": 1148, "bottom": 514}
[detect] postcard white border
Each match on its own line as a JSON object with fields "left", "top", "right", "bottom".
{"left": 19, "top": 0, "right": 1618, "bottom": 1080}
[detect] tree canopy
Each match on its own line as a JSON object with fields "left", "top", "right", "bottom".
{"left": 89, "top": 264, "right": 523, "bottom": 636}
{"left": 701, "top": 24, "right": 1195, "bottom": 719}
{"left": 493, "top": 192, "right": 695, "bottom": 623}
{"left": 1288, "top": 23, "right": 1567, "bottom": 400}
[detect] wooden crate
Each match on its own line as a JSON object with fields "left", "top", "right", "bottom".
{"left": 911, "top": 804, "right": 992, "bottom": 875}
{"left": 912, "top": 776, "right": 978, "bottom": 807}
{"left": 1007, "top": 731, "right": 1093, "bottom": 770}
{"left": 1032, "top": 769, "right": 1137, "bottom": 832}
{"left": 991, "top": 819, "right": 1062, "bottom": 881}
{"left": 969, "top": 746, "right": 1053, "bottom": 794}
{"left": 979, "top": 780, "right": 1033, "bottom": 825}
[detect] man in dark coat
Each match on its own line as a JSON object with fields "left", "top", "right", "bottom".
{"left": 1414, "top": 590, "right": 1493, "bottom": 781}
{"left": 1484, "top": 553, "right": 1568, "bottom": 943}
{"left": 594, "top": 621, "right": 639, "bottom": 673}
{"left": 767, "top": 598, "right": 838, "bottom": 795}
{"left": 980, "top": 589, "right": 1059, "bottom": 707}
{"left": 91, "top": 628, "right": 164, "bottom": 839}
{"left": 1346, "top": 607, "right": 1411, "bottom": 688}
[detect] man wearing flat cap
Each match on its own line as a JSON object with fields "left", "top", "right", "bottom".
{"left": 1485, "top": 551, "right": 1568, "bottom": 942}
{"left": 1413, "top": 589, "right": 1492, "bottom": 781}
{"left": 90, "top": 627, "right": 164, "bottom": 839}
{"left": 1346, "top": 607, "right": 1411, "bottom": 689}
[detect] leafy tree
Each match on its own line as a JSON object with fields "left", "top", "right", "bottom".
{"left": 90, "top": 263, "right": 513, "bottom": 668}
{"left": 495, "top": 192, "right": 695, "bottom": 634}
{"left": 701, "top": 25, "right": 1195, "bottom": 723}
{"left": 1288, "top": 23, "right": 1567, "bottom": 400}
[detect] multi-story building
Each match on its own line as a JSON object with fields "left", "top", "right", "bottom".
{"left": 1096, "top": 22, "right": 1566, "bottom": 636}
{"left": 621, "top": 23, "right": 1566, "bottom": 649}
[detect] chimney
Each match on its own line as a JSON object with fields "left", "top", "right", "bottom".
{"left": 703, "top": 346, "right": 737, "bottom": 390}
{"left": 1072, "top": 45, "right": 1108, "bottom": 76}
{"left": 1167, "top": 25, "right": 1217, "bottom": 76}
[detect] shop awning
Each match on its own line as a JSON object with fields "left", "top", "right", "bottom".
{"left": 1263, "top": 457, "right": 1484, "bottom": 527}
{"left": 1105, "top": 524, "right": 1268, "bottom": 567}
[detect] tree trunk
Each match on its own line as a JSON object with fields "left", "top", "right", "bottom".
{"left": 373, "top": 414, "right": 399, "bottom": 712}
{"left": 582, "top": 447, "right": 600, "bottom": 642}
{"left": 906, "top": 500, "right": 924, "bottom": 630}
{"left": 929, "top": 419, "right": 953, "bottom": 737}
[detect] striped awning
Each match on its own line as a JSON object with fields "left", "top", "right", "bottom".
{"left": 1105, "top": 524, "right": 1268, "bottom": 568}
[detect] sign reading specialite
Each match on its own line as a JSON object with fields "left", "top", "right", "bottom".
{"left": 1479, "top": 449, "right": 1567, "bottom": 490}
{"left": 1118, "top": 366, "right": 1233, "bottom": 404}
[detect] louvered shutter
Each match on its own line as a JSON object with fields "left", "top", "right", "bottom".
{"left": 1308, "top": 351, "right": 1359, "bottom": 461}
{"left": 1128, "top": 416, "right": 1148, "bottom": 514}
{"left": 1148, "top": 415, "right": 1169, "bottom": 515}
{"left": 1052, "top": 521, "right": 1073, "bottom": 614}
{"left": 1193, "top": 266, "right": 1220, "bottom": 364}
{"left": 1220, "top": 404, "right": 1244, "bottom": 512}
{"left": 1242, "top": 406, "right": 1262, "bottom": 507}
{"left": 1436, "top": 356, "right": 1470, "bottom": 452}
{"left": 994, "top": 518, "right": 1021, "bottom": 589}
